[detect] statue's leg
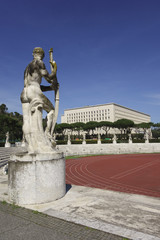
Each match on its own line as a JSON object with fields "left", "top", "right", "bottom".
{"left": 22, "top": 102, "right": 35, "bottom": 152}
{"left": 41, "top": 94, "right": 55, "bottom": 139}
{"left": 45, "top": 110, "right": 55, "bottom": 136}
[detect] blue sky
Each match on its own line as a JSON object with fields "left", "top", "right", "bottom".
{"left": 1, "top": 0, "right": 160, "bottom": 123}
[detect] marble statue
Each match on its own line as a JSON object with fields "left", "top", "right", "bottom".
{"left": 6, "top": 132, "right": 9, "bottom": 143}
{"left": 5, "top": 132, "right": 11, "bottom": 147}
{"left": 21, "top": 47, "right": 59, "bottom": 153}
{"left": 82, "top": 132, "right": 86, "bottom": 145}
{"left": 113, "top": 133, "right": 117, "bottom": 144}
{"left": 97, "top": 132, "right": 101, "bottom": 144}
{"left": 144, "top": 129, "right": 149, "bottom": 143}
{"left": 8, "top": 47, "right": 65, "bottom": 205}
{"left": 128, "top": 133, "right": 132, "bottom": 144}
{"left": 67, "top": 133, "right": 71, "bottom": 145}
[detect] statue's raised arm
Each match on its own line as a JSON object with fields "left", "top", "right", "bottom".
{"left": 21, "top": 47, "right": 59, "bottom": 153}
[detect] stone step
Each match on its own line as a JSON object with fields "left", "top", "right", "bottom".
{"left": 0, "top": 147, "right": 26, "bottom": 169}
{"left": 0, "top": 160, "right": 8, "bottom": 168}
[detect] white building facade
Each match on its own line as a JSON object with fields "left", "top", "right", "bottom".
{"left": 61, "top": 103, "right": 151, "bottom": 124}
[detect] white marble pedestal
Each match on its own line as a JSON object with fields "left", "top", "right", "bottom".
{"left": 5, "top": 143, "right": 11, "bottom": 147}
{"left": 8, "top": 151, "right": 66, "bottom": 205}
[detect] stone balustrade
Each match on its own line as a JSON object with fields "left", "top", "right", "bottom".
{"left": 56, "top": 142, "right": 160, "bottom": 157}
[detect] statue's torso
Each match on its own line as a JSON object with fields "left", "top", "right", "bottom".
{"left": 21, "top": 59, "right": 46, "bottom": 103}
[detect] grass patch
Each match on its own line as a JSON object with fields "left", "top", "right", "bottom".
{"left": 32, "top": 210, "right": 47, "bottom": 216}
{"left": 32, "top": 210, "right": 40, "bottom": 214}
{"left": 11, "top": 203, "right": 21, "bottom": 210}
{"left": 66, "top": 152, "right": 160, "bottom": 160}
{"left": 66, "top": 154, "right": 106, "bottom": 159}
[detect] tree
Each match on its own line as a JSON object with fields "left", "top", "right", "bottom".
{"left": 54, "top": 123, "right": 72, "bottom": 139}
{"left": 152, "top": 129, "right": 160, "bottom": 139}
{"left": 0, "top": 104, "right": 23, "bottom": 143}
{"left": 113, "top": 119, "right": 134, "bottom": 134}
{"left": 0, "top": 104, "right": 8, "bottom": 114}
{"left": 135, "top": 122, "right": 153, "bottom": 129}
{"left": 71, "top": 122, "right": 86, "bottom": 136}
{"left": 150, "top": 122, "right": 160, "bottom": 139}
{"left": 83, "top": 121, "right": 99, "bottom": 135}
{"left": 134, "top": 122, "right": 153, "bottom": 135}
{"left": 98, "top": 121, "right": 113, "bottom": 135}
{"left": 0, "top": 114, "right": 22, "bottom": 142}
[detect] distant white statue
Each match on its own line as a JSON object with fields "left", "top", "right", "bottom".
{"left": 67, "top": 133, "right": 71, "bottom": 145}
{"left": 128, "top": 133, "right": 132, "bottom": 144}
{"left": 82, "top": 132, "right": 86, "bottom": 145}
{"left": 20, "top": 47, "right": 59, "bottom": 153}
{"left": 144, "top": 129, "right": 149, "bottom": 143}
{"left": 97, "top": 132, "right": 101, "bottom": 145}
{"left": 5, "top": 132, "right": 11, "bottom": 147}
{"left": 113, "top": 133, "right": 117, "bottom": 144}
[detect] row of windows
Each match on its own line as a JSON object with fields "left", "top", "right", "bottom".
{"left": 67, "top": 113, "right": 109, "bottom": 119}
{"left": 67, "top": 116, "right": 110, "bottom": 123}
{"left": 67, "top": 114, "right": 110, "bottom": 120}
{"left": 66, "top": 109, "right": 110, "bottom": 117}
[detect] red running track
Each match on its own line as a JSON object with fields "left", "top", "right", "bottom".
{"left": 66, "top": 154, "right": 160, "bottom": 198}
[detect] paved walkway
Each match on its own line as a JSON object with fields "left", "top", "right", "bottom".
{"left": 0, "top": 201, "right": 124, "bottom": 240}
{"left": 0, "top": 174, "right": 160, "bottom": 240}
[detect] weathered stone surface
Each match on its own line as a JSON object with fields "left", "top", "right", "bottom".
{"left": 8, "top": 152, "right": 65, "bottom": 205}
{"left": 57, "top": 142, "right": 160, "bottom": 156}
{"left": 21, "top": 47, "right": 59, "bottom": 154}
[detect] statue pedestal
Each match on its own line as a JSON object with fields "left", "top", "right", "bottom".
{"left": 5, "top": 143, "right": 11, "bottom": 147}
{"left": 8, "top": 152, "right": 66, "bottom": 205}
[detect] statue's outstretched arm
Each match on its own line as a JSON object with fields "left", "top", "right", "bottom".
{"left": 40, "top": 85, "right": 53, "bottom": 92}
{"left": 41, "top": 69, "right": 56, "bottom": 83}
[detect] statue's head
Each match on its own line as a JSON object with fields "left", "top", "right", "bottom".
{"left": 33, "top": 47, "right": 45, "bottom": 60}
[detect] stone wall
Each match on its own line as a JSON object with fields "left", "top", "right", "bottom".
{"left": 56, "top": 143, "right": 160, "bottom": 157}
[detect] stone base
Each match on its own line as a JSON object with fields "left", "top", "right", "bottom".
{"left": 8, "top": 151, "right": 66, "bottom": 205}
{"left": 5, "top": 143, "right": 11, "bottom": 147}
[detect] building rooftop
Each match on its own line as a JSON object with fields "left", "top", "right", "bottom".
{"left": 64, "top": 103, "right": 150, "bottom": 117}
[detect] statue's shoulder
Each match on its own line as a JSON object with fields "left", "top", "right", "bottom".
{"left": 24, "top": 60, "right": 46, "bottom": 77}
{"left": 24, "top": 60, "right": 35, "bottom": 76}
{"left": 34, "top": 59, "right": 46, "bottom": 69}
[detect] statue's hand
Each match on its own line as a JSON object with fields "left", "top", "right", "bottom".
{"left": 51, "top": 79, "right": 59, "bottom": 91}
{"left": 50, "top": 61, "right": 57, "bottom": 73}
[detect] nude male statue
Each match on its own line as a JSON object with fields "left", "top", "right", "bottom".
{"left": 21, "top": 47, "right": 58, "bottom": 153}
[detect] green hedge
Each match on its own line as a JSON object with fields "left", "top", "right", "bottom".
{"left": 132, "top": 139, "right": 145, "bottom": 143}
{"left": 86, "top": 140, "right": 97, "bottom": 144}
{"left": 149, "top": 139, "right": 160, "bottom": 143}
{"left": 56, "top": 140, "right": 67, "bottom": 145}
{"left": 117, "top": 140, "right": 128, "bottom": 143}
{"left": 71, "top": 140, "right": 83, "bottom": 144}
{"left": 101, "top": 139, "right": 113, "bottom": 144}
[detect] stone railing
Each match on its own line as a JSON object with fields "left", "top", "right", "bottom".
{"left": 56, "top": 142, "right": 160, "bottom": 157}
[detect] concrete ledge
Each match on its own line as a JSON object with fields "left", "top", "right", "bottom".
{"left": 56, "top": 143, "right": 160, "bottom": 156}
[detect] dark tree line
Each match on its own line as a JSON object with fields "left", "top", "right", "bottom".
{"left": 54, "top": 119, "right": 156, "bottom": 141}
{"left": 0, "top": 104, "right": 23, "bottom": 143}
